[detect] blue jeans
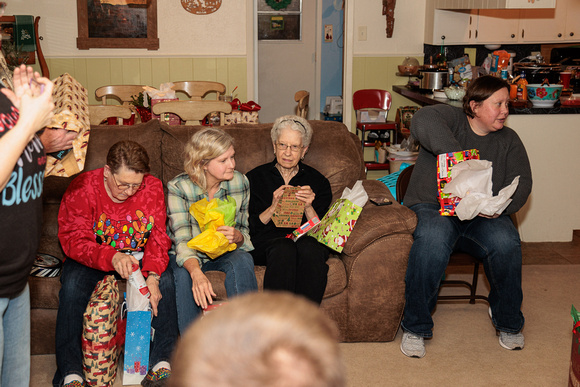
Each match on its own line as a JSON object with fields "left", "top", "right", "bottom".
{"left": 0, "top": 285, "right": 30, "bottom": 387}
{"left": 170, "top": 249, "right": 258, "bottom": 334}
{"left": 53, "top": 258, "right": 179, "bottom": 386}
{"left": 401, "top": 203, "right": 524, "bottom": 338}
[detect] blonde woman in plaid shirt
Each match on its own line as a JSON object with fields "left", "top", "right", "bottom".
{"left": 167, "top": 128, "right": 257, "bottom": 333}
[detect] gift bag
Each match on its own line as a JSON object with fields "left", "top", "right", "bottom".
{"left": 144, "top": 83, "right": 183, "bottom": 125}
{"left": 82, "top": 275, "right": 121, "bottom": 387}
{"left": 123, "top": 260, "right": 152, "bottom": 385}
{"left": 309, "top": 181, "right": 368, "bottom": 253}
{"left": 187, "top": 197, "right": 237, "bottom": 259}
{"left": 45, "top": 73, "right": 91, "bottom": 177}
{"left": 437, "top": 149, "right": 479, "bottom": 216}
{"left": 570, "top": 305, "right": 580, "bottom": 387}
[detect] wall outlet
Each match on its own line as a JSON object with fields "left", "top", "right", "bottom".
{"left": 358, "top": 26, "right": 367, "bottom": 41}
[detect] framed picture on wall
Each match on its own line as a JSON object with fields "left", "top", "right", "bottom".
{"left": 76, "top": 0, "right": 159, "bottom": 50}
{"left": 257, "top": 0, "right": 302, "bottom": 41}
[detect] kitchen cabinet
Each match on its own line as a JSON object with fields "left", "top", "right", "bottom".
{"left": 475, "top": 9, "right": 520, "bottom": 43}
{"left": 425, "top": 4, "right": 477, "bottom": 45}
{"left": 426, "top": 0, "right": 580, "bottom": 45}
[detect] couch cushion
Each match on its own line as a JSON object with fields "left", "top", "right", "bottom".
{"left": 83, "top": 119, "right": 163, "bottom": 179}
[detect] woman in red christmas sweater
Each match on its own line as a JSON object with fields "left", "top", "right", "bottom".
{"left": 53, "top": 141, "right": 178, "bottom": 387}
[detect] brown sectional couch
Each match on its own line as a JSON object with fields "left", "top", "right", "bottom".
{"left": 30, "top": 119, "right": 417, "bottom": 355}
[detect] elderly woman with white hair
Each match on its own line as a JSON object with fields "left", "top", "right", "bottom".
{"left": 246, "top": 115, "right": 332, "bottom": 304}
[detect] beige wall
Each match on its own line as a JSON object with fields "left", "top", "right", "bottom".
{"left": 6, "top": 1, "right": 253, "bottom": 103}
{"left": 7, "top": 1, "right": 248, "bottom": 57}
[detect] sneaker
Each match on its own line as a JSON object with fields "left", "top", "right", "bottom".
{"left": 488, "top": 307, "right": 524, "bottom": 350}
{"left": 367, "top": 131, "right": 379, "bottom": 140}
{"left": 498, "top": 331, "right": 525, "bottom": 350}
{"left": 141, "top": 367, "right": 171, "bottom": 387}
{"left": 400, "top": 331, "right": 426, "bottom": 358}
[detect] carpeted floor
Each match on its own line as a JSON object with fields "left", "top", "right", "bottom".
{"left": 31, "top": 265, "right": 579, "bottom": 386}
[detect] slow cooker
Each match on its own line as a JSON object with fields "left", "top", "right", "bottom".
{"left": 418, "top": 69, "right": 448, "bottom": 91}
{"left": 513, "top": 63, "right": 563, "bottom": 84}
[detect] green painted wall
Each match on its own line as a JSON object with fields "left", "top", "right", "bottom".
{"left": 42, "top": 57, "right": 247, "bottom": 104}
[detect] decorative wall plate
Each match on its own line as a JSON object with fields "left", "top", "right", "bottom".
{"left": 181, "top": 0, "right": 222, "bottom": 15}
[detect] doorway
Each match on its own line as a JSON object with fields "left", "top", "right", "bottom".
{"left": 257, "top": 0, "right": 318, "bottom": 123}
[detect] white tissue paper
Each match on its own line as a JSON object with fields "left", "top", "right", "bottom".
{"left": 142, "top": 83, "right": 177, "bottom": 108}
{"left": 442, "top": 159, "right": 520, "bottom": 221}
{"left": 340, "top": 180, "right": 369, "bottom": 207}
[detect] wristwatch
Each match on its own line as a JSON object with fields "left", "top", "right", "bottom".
{"left": 148, "top": 271, "right": 161, "bottom": 282}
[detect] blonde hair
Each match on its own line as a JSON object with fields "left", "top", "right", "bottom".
{"left": 183, "top": 128, "right": 234, "bottom": 191}
{"left": 271, "top": 115, "right": 313, "bottom": 148}
{"left": 169, "top": 292, "right": 345, "bottom": 387}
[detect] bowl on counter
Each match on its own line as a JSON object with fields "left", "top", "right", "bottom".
{"left": 432, "top": 89, "right": 447, "bottom": 99}
{"left": 526, "top": 84, "right": 563, "bottom": 108}
{"left": 398, "top": 64, "right": 419, "bottom": 75}
{"left": 443, "top": 86, "right": 466, "bottom": 101}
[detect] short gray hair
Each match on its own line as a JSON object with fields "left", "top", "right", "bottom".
{"left": 270, "top": 115, "right": 313, "bottom": 148}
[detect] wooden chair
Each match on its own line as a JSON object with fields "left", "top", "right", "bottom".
{"left": 294, "top": 90, "right": 310, "bottom": 118}
{"left": 88, "top": 105, "right": 133, "bottom": 125}
{"left": 396, "top": 164, "right": 489, "bottom": 304}
{"left": 172, "top": 81, "right": 226, "bottom": 101}
{"left": 151, "top": 100, "right": 232, "bottom": 126}
{"left": 95, "top": 85, "right": 146, "bottom": 106}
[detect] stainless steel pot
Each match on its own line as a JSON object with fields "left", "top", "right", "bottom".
{"left": 418, "top": 69, "right": 449, "bottom": 91}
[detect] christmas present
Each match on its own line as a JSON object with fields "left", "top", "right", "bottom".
{"left": 45, "top": 73, "right": 91, "bottom": 177}
{"left": 570, "top": 305, "right": 580, "bottom": 387}
{"left": 287, "top": 217, "right": 320, "bottom": 241}
{"left": 151, "top": 98, "right": 182, "bottom": 125}
{"left": 272, "top": 186, "right": 304, "bottom": 228}
{"left": 123, "top": 263, "right": 152, "bottom": 385}
{"left": 187, "top": 197, "right": 237, "bottom": 259}
{"left": 224, "top": 99, "right": 260, "bottom": 125}
{"left": 309, "top": 181, "right": 368, "bottom": 253}
{"left": 123, "top": 310, "right": 151, "bottom": 385}
{"left": 82, "top": 275, "right": 121, "bottom": 386}
{"left": 144, "top": 83, "right": 183, "bottom": 125}
{"left": 437, "top": 149, "right": 479, "bottom": 216}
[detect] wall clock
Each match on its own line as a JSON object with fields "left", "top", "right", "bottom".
{"left": 181, "top": 0, "right": 222, "bottom": 15}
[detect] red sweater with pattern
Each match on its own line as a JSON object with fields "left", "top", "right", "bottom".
{"left": 58, "top": 168, "right": 171, "bottom": 276}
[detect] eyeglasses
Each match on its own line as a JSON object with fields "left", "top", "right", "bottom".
{"left": 276, "top": 142, "right": 303, "bottom": 153}
{"left": 110, "top": 173, "right": 145, "bottom": 192}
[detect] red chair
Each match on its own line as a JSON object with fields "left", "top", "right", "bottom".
{"left": 353, "top": 89, "right": 398, "bottom": 171}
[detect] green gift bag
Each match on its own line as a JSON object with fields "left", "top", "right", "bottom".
{"left": 308, "top": 198, "right": 363, "bottom": 253}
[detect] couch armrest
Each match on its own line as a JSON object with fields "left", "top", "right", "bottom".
{"left": 342, "top": 180, "right": 417, "bottom": 257}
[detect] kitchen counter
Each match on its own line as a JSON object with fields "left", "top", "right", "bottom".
{"left": 391, "top": 85, "right": 580, "bottom": 243}
{"left": 392, "top": 85, "right": 580, "bottom": 115}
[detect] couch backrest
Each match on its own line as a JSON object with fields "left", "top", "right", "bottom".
{"left": 160, "top": 120, "right": 365, "bottom": 200}
{"left": 45, "top": 119, "right": 365, "bottom": 202}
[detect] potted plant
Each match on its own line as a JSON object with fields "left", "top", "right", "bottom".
{"left": 130, "top": 92, "right": 152, "bottom": 123}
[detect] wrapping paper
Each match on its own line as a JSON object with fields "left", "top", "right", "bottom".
{"left": 45, "top": 73, "right": 90, "bottom": 177}
{"left": 437, "top": 149, "right": 479, "bottom": 216}
{"left": 308, "top": 181, "right": 368, "bottom": 252}
{"left": 272, "top": 186, "right": 304, "bottom": 228}
{"left": 82, "top": 275, "right": 120, "bottom": 387}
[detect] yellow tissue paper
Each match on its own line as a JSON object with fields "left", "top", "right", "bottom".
{"left": 187, "top": 197, "right": 237, "bottom": 259}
